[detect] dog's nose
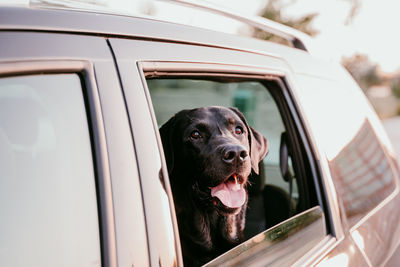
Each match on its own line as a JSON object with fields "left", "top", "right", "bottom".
{"left": 222, "top": 145, "right": 248, "bottom": 164}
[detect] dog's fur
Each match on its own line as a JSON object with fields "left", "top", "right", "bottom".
{"left": 160, "top": 106, "right": 268, "bottom": 266}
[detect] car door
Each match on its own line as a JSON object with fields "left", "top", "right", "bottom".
{"left": 292, "top": 69, "right": 400, "bottom": 266}
{"left": 0, "top": 31, "right": 149, "bottom": 267}
{"left": 109, "top": 35, "right": 370, "bottom": 266}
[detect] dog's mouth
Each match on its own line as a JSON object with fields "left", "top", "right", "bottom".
{"left": 210, "top": 173, "right": 246, "bottom": 208}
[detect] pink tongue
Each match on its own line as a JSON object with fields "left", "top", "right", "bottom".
{"left": 211, "top": 179, "right": 246, "bottom": 208}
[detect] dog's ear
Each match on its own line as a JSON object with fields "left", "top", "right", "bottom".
{"left": 229, "top": 107, "right": 269, "bottom": 174}
{"left": 159, "top": 115, "right": 177, "bottom": 176}
{"left": 248, "top": 125, "right": 269, "bottom": 174}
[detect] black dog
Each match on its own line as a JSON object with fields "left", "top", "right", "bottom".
{"left": 160, "top": 106, "right": 268, "bottom": 266}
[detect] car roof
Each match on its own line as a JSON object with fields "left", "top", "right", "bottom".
{"left": 0, "top": 5, "right": 341, "bottom": 79}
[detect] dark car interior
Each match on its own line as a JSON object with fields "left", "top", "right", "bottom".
{"left": 146, "top": 76, "right": 319, "bottom": 243}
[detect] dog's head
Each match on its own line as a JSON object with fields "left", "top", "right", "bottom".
{"left": 160, "top": 106, "right": 268, "bottom": 214}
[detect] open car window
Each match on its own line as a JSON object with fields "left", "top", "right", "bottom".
{"left": 145, "top": 73, "right": 326, "bottom": 265}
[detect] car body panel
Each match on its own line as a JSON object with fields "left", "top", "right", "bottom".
{"left": 315, "top": 235, "right": 370, "bottom": 266}
{"left": 0, "top": 31, "right": 149, "bottom": 267}
{"left": 291, "top": 69, "right": 400, "bottom": 266}
{"left": 108, "top": 40, "right": 182, "bottom": 267}
{"left": 205, "top": 206, "right": 327, "bottom": 267}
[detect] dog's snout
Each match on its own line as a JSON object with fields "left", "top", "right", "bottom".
{"left": 222, "top": 145, "right": 248, "bottom": 164}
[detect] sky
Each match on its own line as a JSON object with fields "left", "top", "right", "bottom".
{"left": 284, "top": 0, "right": 400, "bottom": 73}
{"left": 210, "top": 0, "right": 400, "bottom": 73}
{"left": 283, "top": 0, "right": 400, "bottom": 73}
{"left": 2, "top": 0, "right": 400, "bottom": 73}
{"left": 234, "top": 0, "right": 399, "bottom": 73}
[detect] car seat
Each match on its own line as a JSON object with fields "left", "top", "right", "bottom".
{"left": 263, "top": 132, "right": 296, "bottom": 229}
{"left": 244, "top": 163, "right": 266, "bottom": 239}
{"left": 245, "top": 132, "right": 297, "bottom": 237}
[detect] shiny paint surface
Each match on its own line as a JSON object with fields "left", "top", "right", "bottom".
{"left": 315, "top": 236, "right": 370, "bottom": 267}
{"left": 205, "top": 207, "right": 326, "bottom": 267}
{"left": 291, "top": 63, "right": 400, "bottom": 266}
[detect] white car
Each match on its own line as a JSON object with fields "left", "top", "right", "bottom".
{"left": 0, "top": 1, "right": 399, "bottom": 266}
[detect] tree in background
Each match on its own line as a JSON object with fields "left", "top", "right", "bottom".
{"left": 343, "top": 0, "right": 361, "bottom": 25}
{"left": 256, "top": 0, "right": 399, "bottom": 117}
{"left": 342, "top": 54, "right": 400, "bottom": 117}
{"left": 391, "top": 75, "right": 400, "bottom": 99}
{"left": 342, "top": 54, "right": 382, "bottom": 92}
{"left": 253, "top": 0, "right": 318, "bottom": 44}
{"left": 254, "top": 0, "right": 360, "bottom": 43}
{"left": 255, "top": 0, "right": 381, "bottom": 93}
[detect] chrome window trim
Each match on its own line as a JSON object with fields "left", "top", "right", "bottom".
{"left": 0, "top": 60, "right": 117, "bottom": 267}
{"left": 141, "top": 61, "right": 286, "bottom": 78}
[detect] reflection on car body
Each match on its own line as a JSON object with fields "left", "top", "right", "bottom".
{"left": 329, "top": 119, "right": 396, "bottom": 226}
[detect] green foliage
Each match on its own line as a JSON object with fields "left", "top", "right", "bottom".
{"left": 255, "top": 0, "right": 362, "bottom": 46}
{"left": 254, "top": 0, "right": 318, "bottom": 43}
{"left": 342, "top": 54, "right": 383, "bottom": 92}
{"left": 262, "top": 0, "right": 318, "bottom": 36}
{"left": 391, "top": 76, "right": 400, "bottom": 98}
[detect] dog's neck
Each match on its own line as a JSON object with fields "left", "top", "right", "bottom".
{"left": 176, "top": 190, "right": 246, "bottom": 265}
{"left": 196, "top": 208, "right": 245, "bottom": 247}
{"left": 210, "top": 208, "right": 246, "bottom": 246}
{"left": 170, "top": 175, "right": 247, "bottom": 265}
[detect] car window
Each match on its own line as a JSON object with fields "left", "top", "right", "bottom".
{"left": 329, "top": 119, "right": 397, "bottom": 227}
{"left": 149, "top": 80, "right": 296, "bottom": 191}
{"left": 0, "top": 74, "right": 101, "bottom": 267}
{"left": 146, "top": 76, "right": 323, "bottom": 264}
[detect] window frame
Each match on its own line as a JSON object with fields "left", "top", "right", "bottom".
{"left": 205, "top": 206, "right": 328, "bottom": 267}
{"left": 0, "top": 60, "right": 116, "bottom": 267}
{"left": 139, "top": 60, "right": 333, "bottom": 265}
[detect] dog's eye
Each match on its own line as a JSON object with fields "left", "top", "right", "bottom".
{"left": 235, "top": 126, "right": 244, "bottom": 135}
{"left": 190, "top": 130, "right": 201, "bottom": 139}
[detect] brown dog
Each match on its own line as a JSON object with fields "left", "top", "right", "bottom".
{"left": 160, "top": 106, "right": 268, "bottom": 266}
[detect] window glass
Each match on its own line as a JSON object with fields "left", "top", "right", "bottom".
{"left": 149, "top": 79, "right": 284, "bottom": 165}
{"left": 0, "top": 74, "right": 101, "bottom": 267}
{"left": 329, "top": 120, "right": 396, "bottom": 227}
{"left": 147, "top": 78, "right": 305, "bottom": 242}
{"left": 148, "top": 79, "right": 298, "bottom": 202}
